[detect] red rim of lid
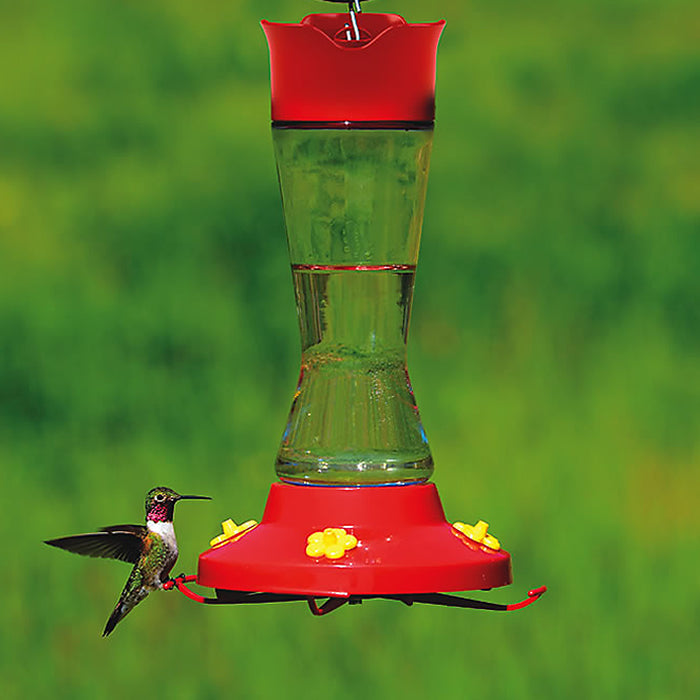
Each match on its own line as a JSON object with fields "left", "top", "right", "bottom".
{"left": 261, "top": 13, "right": 446, "bottom": 123}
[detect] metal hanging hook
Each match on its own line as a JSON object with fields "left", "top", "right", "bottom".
{"left": 325, "top": 0, "right": 364, "bottom": 41}
{"left": 348, "top": 0, "right": 362, "bottom": 41}
{"left": 339, "top": 0, "right": 363, "bottom": 41}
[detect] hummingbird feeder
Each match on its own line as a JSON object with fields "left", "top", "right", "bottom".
{"left": 170, "top": 1, "right": 546, "bottom": 615}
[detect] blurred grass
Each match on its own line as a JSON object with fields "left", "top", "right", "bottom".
{"left": 1, "top": 0, "right": 698, "bottom": 698}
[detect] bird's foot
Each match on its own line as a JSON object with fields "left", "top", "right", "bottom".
{"left": 163, "top": 573, "right": 188, "bottom": 591}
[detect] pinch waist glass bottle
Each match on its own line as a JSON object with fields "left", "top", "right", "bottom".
{"left": 274, "top": 126, "right": 434, "bottom": 485}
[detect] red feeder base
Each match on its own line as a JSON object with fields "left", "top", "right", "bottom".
{"left": 197, "top": 483, "right": 512, "bottom": 597}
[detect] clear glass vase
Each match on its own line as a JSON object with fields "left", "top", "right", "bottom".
{"left": 274, "top": 125, "right": 434, "bottom": 485}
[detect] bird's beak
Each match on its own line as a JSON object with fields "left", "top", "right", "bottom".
{"left": 178, "top": 495, "right": 212, "bottom": 501}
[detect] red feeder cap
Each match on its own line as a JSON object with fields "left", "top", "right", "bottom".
{"left": 197, "top": 483, "right": 512, "bottom": 597}
{"left": 261, "top": 13, "right": 446, "bottom": 123}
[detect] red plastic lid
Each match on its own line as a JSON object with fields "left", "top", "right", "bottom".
{"left": 197, "top": 483, "right": 512, "bottom": 597}
{"left": 261, "top": 13, "right": 445, "bottom": 123}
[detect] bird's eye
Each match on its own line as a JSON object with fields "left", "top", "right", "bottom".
{"left": 155, "top": 494, "right": 165, "bottom": 502}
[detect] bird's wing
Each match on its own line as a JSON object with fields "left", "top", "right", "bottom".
{"left": 44, "top": 525, "right": 146, "bottom": 564}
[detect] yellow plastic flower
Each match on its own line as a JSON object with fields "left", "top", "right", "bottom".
{"left": 452, "top": 519, "right": 501, "bottom": 550}
{"left": 305, "top": 527, "right": 358, "bottom": 560}
{"left": 210, "top": 518, "right": 258, "bottom": 548}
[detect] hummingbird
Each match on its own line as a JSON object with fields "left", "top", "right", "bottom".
{"left": 45, "top": 486, "right": 210, "bottom": 636}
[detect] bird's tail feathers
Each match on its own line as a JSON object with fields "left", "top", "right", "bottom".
{"left": 103, "top": 604, "right": 124, "bottom": 637}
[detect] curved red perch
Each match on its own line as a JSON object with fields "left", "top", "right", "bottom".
{"left": 164, "top": 574, "right": 546, "bottom": 615}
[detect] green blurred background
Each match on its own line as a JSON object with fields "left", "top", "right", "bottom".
{"left": 1, "top": 0, "right": 698, "bottom": 697}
